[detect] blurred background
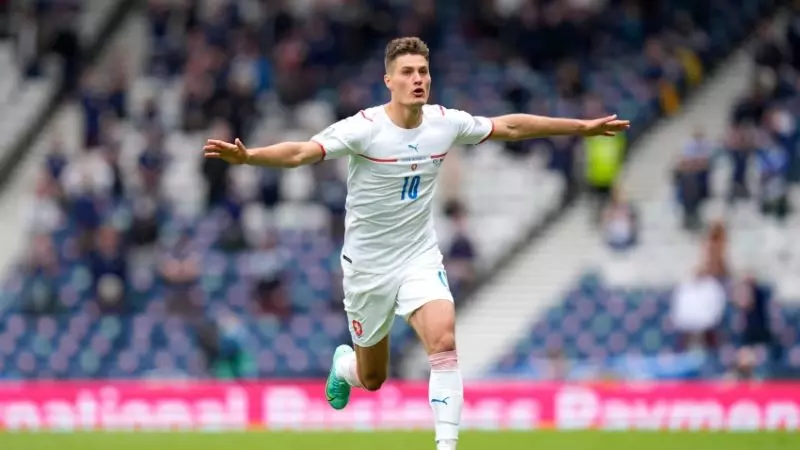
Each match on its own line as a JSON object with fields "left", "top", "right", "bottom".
{"left": 0, "top": 0, "right": 797, "bottom": 390}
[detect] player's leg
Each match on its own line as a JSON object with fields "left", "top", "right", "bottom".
{"left": 327, "top": 322, "right": 393, "bottom": 409}
{"left": 408, "top": 300, "right": 460, "bottom": 450}
{"left": 351, "top": 336, "right": 392, "bottom": 390}
{"left": 398, "top": 267, "right": 461, "bottom": 450}
{"left": 326, "top": 268, "right": 396, "bottom": 409}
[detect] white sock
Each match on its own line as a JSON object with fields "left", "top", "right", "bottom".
{"left": 334, "top": 350, "right": 362, "bottom": 388}
{"left": 429, "top": 350, "right": 462, "bottom": 449}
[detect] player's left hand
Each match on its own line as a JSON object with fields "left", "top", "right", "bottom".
{"left": 580, "top": 114, "right": 631, "bottom": 137}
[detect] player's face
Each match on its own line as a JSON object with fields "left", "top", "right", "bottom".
{"left": 385, "top": 54, "right": 431, "bottom": 107}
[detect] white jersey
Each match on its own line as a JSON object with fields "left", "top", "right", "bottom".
{"left": 310, "top": 104, "right": 494, "bottom": 274}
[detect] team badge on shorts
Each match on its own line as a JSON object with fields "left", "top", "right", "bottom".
{"left": 411, "top": 163, "right": 418, "bottom": 171}
{"left": 352, "top": 320, "right": 363, "bottom": 337}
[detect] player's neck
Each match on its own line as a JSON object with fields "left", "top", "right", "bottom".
{"left": 384, "top": 102, "right": 423, "bottom": 129}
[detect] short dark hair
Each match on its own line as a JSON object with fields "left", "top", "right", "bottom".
{"left": 384, "top": 37, "right": 430, "bottom": 71}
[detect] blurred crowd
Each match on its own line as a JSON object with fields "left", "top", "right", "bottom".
{"left": 6, "top": 0, "right": 791, "bottom": 380}
{"left": 8, "top": 0, "right": 83, "bottom": 91}
{"left": 588, "top": 6, "right": 800, "bottom": 380}
{"left": 614, "top": 16, "right": 800, "bottom": 381}
{"left": 463, "top": 0, "right": 752, "bottom": 175}
{"left": 675, "top": 10, "right": 800, "bottom": 232}
{"left": 497, "top": 215, "right": 792, "bottom": 381}
{"left": 458, "top": 0, "right": 776, "bottom": 248}
{"left": 667, "top": 7, "right": 800, "bottom": 380}
{"left": 17, "top": 0, "right": 452, "bottom": 378}
{"left": 669, "top": 219, "right": 788, "bottom": 380}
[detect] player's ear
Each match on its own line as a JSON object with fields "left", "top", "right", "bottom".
{"left": 384, "top": 73, "right": 391, "bottom": 90}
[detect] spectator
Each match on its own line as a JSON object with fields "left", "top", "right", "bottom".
{"left": 203, "top": 119, "right": 233, "bottom": 208}
{"left": 13, "top": 6, "right": 43, "bottom": 79}
{"left": 641, "top": 38, "right": 683, "bottom": 116}
{"left": 79, "top": 72, "right": 108, "bottom": 149}
{"left": 767, "top": 104, "right": 798, "bottom": 181}
{"left": 555, "top": 60, "right": 585, "bottom": 100}
{"left": 20, "top": 235, "right": 61, "bottom": 315}
{"left": 585, "top": 130, "right": 625, "bottom": 223}
{"left": 128, "top": 195, "right": 163, "bottom": 249}
{"left": 181, "top": 69, "right": 213, "bottom": 132}
{"left": 724, "top": 346, "right": 762, "bottom": 382}
{"left": 44, "top": 137, "right": 69, "bottom": 183}
{"left": 216, "top": 179, "right": 248, "bottom": 253}
{"left": 30, "top": 171, "right": 66, "bottom": 236}
{"left": 543, "top": 348, "right": 570, "bottom": 381}
{"left": 102, "top": 141, "right": 126, "bottom": 201}
{"left": 212, "top": 312, "right": 255, "bottom": 379}
{"left": 313, "top": 163, "right": 347, "bottom": 244}
{"left": 732, "top": 82, "right": 770, "bottom": 126}
{"left": 722, "top": 123, "right": 752, "bottom": 204}
{"left": 138, "top": 97, "right": 162, "bottom": 131}
{"left": 670, "top": 270, "right": 725, "bottom": 351}
{"left": 49, "top": 1, "right": 82, "bottom": 93}
{"left": 615, "top": 0, "right": 645, "bottom": 49}
{"left": 702, "top": 221, "right": 729, "bottom": 280}
{"left": 753, "top": 19, "right": 787, "bottom": 71}
{"left": 65, "top": 175, "right": 105, "bottom": 254}
{"left": 672, "top": 221, "right": 728, "bottom": 350}
{"left": 145, "top": 0, "right": 189, "bottom": 78}
{"left": 601, "top": 184, "right": 638, "bottom": 251}
{"left": 138, "top": 128, "right": 168, "bottom": 196}
{"left": 159, "top": 233, "right": 201, "bottom": 317}
{"left": 581, "top": 93, "right": 625, "bottom": 220}
{"left": 443, "top": 200, "right": 477, "bottom": 299}
{"left": 668, "top": 10, "right": 711, "bottom": 66}
{"left": 242, "top": 227, "right": 290, "bottom": 317}
{"left": 107, "top": 63, "right": 129, "bottom": 120}
{"left": 546, "top": 134, "right": 579, "bottom": 200}
{"left": 88, "top": 226, "right": 128, "bottom": 313}
{"left": 256, "top": 274, "right": 289, "bottom": 318}
{"left": 675, "top": 128, "right": 714, "bottom": 231}
{"left": 502, "top": 59, "right": 534, "bottom": 113}
{"left": 732, "top": 275, "right": 782, "bottom": 373}
{"left": 754, "top": 113, "right": 791, "bottom": 223}
{"left": 259, "top": 167, "right": 282, "bottom": 208}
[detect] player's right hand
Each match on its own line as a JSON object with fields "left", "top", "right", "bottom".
{"left": 203, "top": 138, "right": 249, "bottom": 165}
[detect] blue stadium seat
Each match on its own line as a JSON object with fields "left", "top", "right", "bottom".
{"left": 494, "top": 274, "right": 800, "bottom": 380}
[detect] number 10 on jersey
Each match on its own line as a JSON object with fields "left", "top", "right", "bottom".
{"left": 401, "top": 175, "right": 421, "bottom": 200}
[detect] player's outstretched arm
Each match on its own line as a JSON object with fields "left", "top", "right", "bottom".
{"left": 203, "top": 138, "right": 323, "bottom": 168}
{"left": 488, "top": 114, "right": 630, "bottom": 142}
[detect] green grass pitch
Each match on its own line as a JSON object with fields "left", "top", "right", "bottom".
{"left": 0, "top": 431, "right": 797, "bottom": 450}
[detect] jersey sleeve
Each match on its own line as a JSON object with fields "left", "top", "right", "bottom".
{"left": 310, "top": 115, "right": 367, "bottom": 160}
{"left": 446, "top": 108, "right": 495, "bottom": 145}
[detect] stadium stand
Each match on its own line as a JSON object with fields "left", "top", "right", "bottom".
{"left": 0, "top": 0, "right": 791, "bottom": 383}
{"left": 0, "top": 0, "right": 132, "bottom": 294}
{"left": 0, "top": 0, "right": 565, "bottom": 380}
{"left": 492, "top": 274, "right": 800, "bottom": 380}
{"left": 0, "top": 0, "right": 132, "bottom": 175}
{"left": 491, "top": 5, "right": 800, "bottom": 382}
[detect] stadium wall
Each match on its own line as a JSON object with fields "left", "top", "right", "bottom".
{"left": 0, "top": 380, "right": 797, "bottom": 431}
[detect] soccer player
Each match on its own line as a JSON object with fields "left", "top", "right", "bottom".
{"left": 203, "top": 37, "right": 629, "bottom": 449}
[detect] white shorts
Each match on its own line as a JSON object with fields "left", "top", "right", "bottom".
{"left": 342, "top": 259, "right": 454, "bottom": 348}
